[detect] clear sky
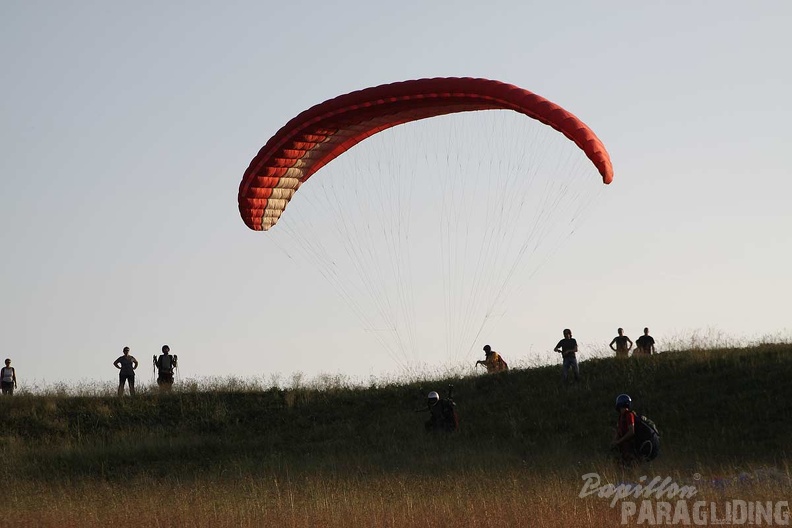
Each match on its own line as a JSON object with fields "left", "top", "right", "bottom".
{"left": 2, "top": 1, "right": 790, "bottom": 388}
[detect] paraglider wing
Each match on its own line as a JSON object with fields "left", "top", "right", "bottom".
{"left": 238, "top": 77, "right": 613, "bottom": 231}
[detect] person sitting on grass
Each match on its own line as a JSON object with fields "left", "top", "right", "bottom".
{"left": 475, "top": 345, "right": 508, "bottom": 373}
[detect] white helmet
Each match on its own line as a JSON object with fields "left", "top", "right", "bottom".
{"left": 427, "top": 391, "right": 440, "bottom": 403}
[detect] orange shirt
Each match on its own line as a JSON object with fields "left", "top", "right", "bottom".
{"left": 617, "top": 411, "right": 635, "bottom": 437}
{"left": 484, "top": 352, "right": 506, "bottom": 373}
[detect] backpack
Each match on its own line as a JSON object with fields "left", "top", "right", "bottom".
{"left": 158, "top": 354, "right": 174, "bottom": 374}
{"left": 440, "top": 399, "right": 459, "bottom": 432}
{"left": 633, "top": 412, "right": 660, "bottom": 461}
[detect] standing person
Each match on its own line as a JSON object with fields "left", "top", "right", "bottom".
{"left": 635, "top": 328, "right": 656, "bottom": 356}
{"left": 1, "top": 359, "right": 17, "bottom": 396}
{"left": 155, "top": 344, "right": 177, "bottom": 393}
{"left": 554, "top": 329, "right": 580, "bottom": 383}
{"left": 475, "top": 345, "right": 508, "bottom": 373}
{"left": 609, "top": 328, "right": 633, "bottom": 358}
{"left": 113, "top": 346, "right": 138, "bottom": 397}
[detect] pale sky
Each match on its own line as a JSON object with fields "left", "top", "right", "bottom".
{"left": 1, "top": 1, "right": 790, "bottom": 388}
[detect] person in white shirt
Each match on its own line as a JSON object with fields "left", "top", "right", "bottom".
{"left": 1, "top": 358, "right": 17, "bottom": 396}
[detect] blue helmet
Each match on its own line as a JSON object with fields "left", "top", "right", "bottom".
{"left": 615, "top": 394, "right": 632, "bottom": 410}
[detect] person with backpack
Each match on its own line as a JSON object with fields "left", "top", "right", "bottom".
{"left": 1, "top": 358, "right": 17, "bottom": 395}
{"left": 612, "top": 394, "right": 660, "bottom": 465}
{"left": 475, "top": 345, "right": 508, "bottom": 373}
{"left": 155, "top": 344, "right": 178, "bottom": 392}
{"left": 421, "top": 390, "right": 459, "bottom": 433}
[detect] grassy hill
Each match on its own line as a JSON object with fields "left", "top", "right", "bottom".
{"left": 1, "top": 343, "right": 790, "bottom": 527}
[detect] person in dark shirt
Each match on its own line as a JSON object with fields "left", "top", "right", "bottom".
{"left": 554, "top": 328, "right": 580, "bottom": 383}
{"left": 609, "top": 328, "right": 633, "bottom": 358}
{"left": 421, "top": 391, "right": 459, "bottom": 433}
{"left": 155, "top": 344, "right": 177, "bottom": 393}
{"left": 113, "top": 346, "right": 138, "bottom": 397}
{"left": 635, "top": 327, "right": 656, "bottom": 356}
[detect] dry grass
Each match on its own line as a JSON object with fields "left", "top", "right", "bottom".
{"left": 3, "top": 341, "right": 791, "bottom": 527}
{"left": 5, "top": 464, "right": 789, "bottom": 528}
{"left": 3, "top": 470, "right": 603, "bottom": 527}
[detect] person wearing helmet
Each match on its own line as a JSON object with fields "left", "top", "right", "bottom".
{"left": 113, "top": 346, "right": 138, "bottom": 397}
{"left": 475, "top": 345, "right": 508, "bottom": 373}
{"left": 553, "top": 329, "right": 580, "bottom": 383}
{"left": 421, "top": 390, "right": 459, "bottom": 433}
{"left": 155, "top": 344, "right": 177, "bottom": 393}
{"left": 612, "top": 394, "right": 636, "bottom": 465}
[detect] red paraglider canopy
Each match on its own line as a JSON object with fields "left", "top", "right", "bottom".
{"left": 238, "top": 77, "right": 613, "bottom": 231}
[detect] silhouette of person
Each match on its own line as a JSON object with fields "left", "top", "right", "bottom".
{"left": 609, "top": 328, "right": 633, "bottom": 358}
{"left": 155, "top": 344, "right": 177, "bottom": 392}
{"left": 475, "top": 345, "right": 508, "bottom": 373}
{"left": 1, "top": 359, "right": 17, "bottom": 395}
{"left": 635, "top": 328, "right": 656, "bottom": 356}
{"left": 554, "top": 329, "right": 580, "bottom": 383}
{"left": 114, "top": 346, "right": 138, "bottom": 396}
